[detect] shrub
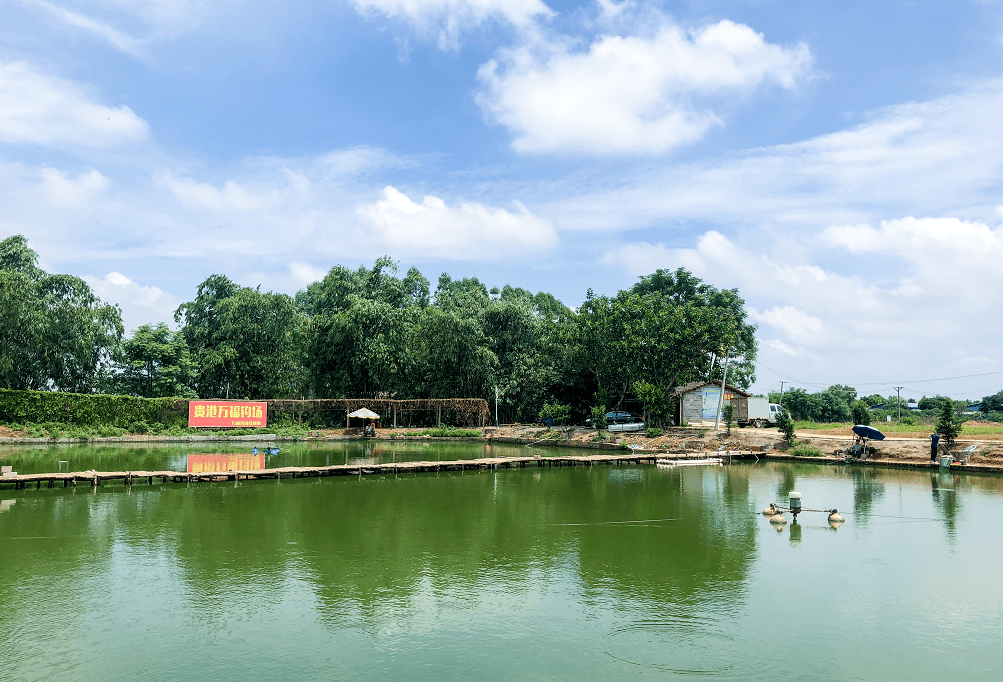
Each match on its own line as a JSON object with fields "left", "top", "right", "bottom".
{"left": 722, "top": 404, "right": 734, "bottom": 434}
{"left": 418, "top": 427, "right": 481, "bottom": 438}
{"left": 590, "top": 405, "right": 607, "bottom": 430}
{"left": 788, "top": 443, "right": 823, "bottom": 457}
{"left": 776, "top": 409, "right": 796, "bottom": 444}
{"left": 0, "top": 389, "right": 188, "bottom": 429}
{"left": 646, "top": 427, "right": 664, "bottom": 439}
{"left": 130, "top": 420, "right": 150, "bottom": 434}
{"left": 96, "top": 425, "right": 125, "bottom": 437}
{"left": 538, "top": 402, "right": 572, "bottom": 426}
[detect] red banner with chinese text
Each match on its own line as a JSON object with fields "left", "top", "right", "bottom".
{"left": 188, "top": 401, "right": 267, "bottom": 428}
{"left": 187, "top": 453, "right": 266, "bottom": 473}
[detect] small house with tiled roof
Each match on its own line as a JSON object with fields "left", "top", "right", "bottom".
{"left": 674, "top": 381, "right": 752, "bottom": 425}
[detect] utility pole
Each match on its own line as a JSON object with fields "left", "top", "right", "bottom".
{"left": 714, "top": 351, "right": 730, "bottom": 431}
{"left": 895, "top": 386, "right": 904, "bottom": 424}
{"left": 778, "top": 382, "right": 785, "bottom": 409}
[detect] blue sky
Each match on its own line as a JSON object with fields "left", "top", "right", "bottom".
{"left": 2, "top": 0, "right": 1003, "bottom": 400}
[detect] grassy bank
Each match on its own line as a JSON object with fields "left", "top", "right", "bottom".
{"left": 0, "top": 421, "right": 312, "bottom": 440}
{"left": 793, "top": 420, "right": 1003, "bottom": 437}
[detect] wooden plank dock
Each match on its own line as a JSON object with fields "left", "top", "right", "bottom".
{"left": 0, "top": 452, "right": 755, "bottom": 490}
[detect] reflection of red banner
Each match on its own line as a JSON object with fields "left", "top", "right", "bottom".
{"left": 189, "top": 401, "right": 267, "bottom": 428}
{"left": 187, "top": 453, "right": 265, "bottom": 473}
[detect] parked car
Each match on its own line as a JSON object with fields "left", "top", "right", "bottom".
{"left": 587, "top": 410, "right": 645, "bottom": 432}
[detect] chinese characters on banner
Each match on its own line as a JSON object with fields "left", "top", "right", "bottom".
{"left": 188, "top": 401, "right": 268, "bottom": 428}
{"left": 187, "top": 453, "right": 265, "bottom": 473}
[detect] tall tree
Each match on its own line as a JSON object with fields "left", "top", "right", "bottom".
{"left": 0, "top": 235, "right": 123, "bottom": 392}
{"left": 175, "top": 276, "right": 305, "bottom": 399}
{"left": 299, "top": 258, "right": 428, "bottom": 398}
{"left": 572, "top": 268, "right": 757, "bottom": 410}
{"left": 113, "top": 323, "right": 196, "bottom": 397}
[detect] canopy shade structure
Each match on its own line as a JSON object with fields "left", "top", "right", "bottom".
{"left": 348, "top": 408, "right": 380, "bottom": 420}
{"left": 852, "top": 425, "right": 886, "bottom": 441}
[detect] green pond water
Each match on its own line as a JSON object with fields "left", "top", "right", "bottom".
{"left": 0, "top": 439, "right": 527, "bottom": 474}
{"left": 2, "top": 443, "right": 1002, "bottom": 681}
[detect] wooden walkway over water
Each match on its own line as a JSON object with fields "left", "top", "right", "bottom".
{"left": 1, "top": 452, "right": 754, "bottom": 490}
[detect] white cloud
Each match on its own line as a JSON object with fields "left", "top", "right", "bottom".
{"left": 749, "top": 305, "right": 824, "bottom": 343}
{"left": 289, "top": 261, "right": 328, "bottom": 287}
{"left": 24, "top": 0, "right": 144, "bottom": 57}
{"left": 0, "top": 61, "right": 149, "bottom": 147}
{"left": 604, "top": 221, "right": 1003, "bottom": 395}
{"left": 156, "top": 172, "right": 275, "bottom": 212}
{"left": 544, "top": 81, "right": 1003, "bottom": 230}
{"left": 40, "top": 168, "right": 110, "bottom": 206}
{"left": 154, "top": 168, "right": 313, "bottom": 212}
{"left": 356, "top": 185, "right": 557, "bottom": 260}
{"left": 83, "top": 271, "right": 183, "bottom": 334}
{"left": 18, "top": 0, "right": 236, "bottom": 56}
{"left": 476, "top": 19, "right": 812, "bottom": 154}
{"left": 353, "top": 0, "right": 553, "bottom": 49}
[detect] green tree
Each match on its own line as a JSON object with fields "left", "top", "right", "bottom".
{"left": 722, "top": 404, "right": 734, "bottom": 435}
{"left": 416, "top": 306, "right": 495, "bottom": 400}
{"left": 0, "top": 235, "right": 123, "bottom": 392}
{"left": 851, "top": 400, "right": 871, "bottom": 425}
{"left": 979, "top": 390, "right": 1003, "bottom": 414}
{"left": 815, "top": 391, "right": 853, "bottom": 423}
{"left": 780, "top": 388, "right": 817, "bottom": 421}
{"left": 483, "top": 300, "right": 558, "bottom": 423}
{"left": 299, "top": 258, "right": 428, "bottom": 399}
{"left": 936, "top": 398, "right": 963, "bottom": 448}
{"left": 176, "top": 275, "right": 306, "bottom": 399}
{"left": 826, "top": 384, "right": 857, "bottom": 406}
{"left": 572, "top": 268, "right": 757, "bottom": 411}
{"left": 633, "top": 379, "right": 674, "bottom": 427}
{"left": 114, "top": 323, "right": 196, "bottom": 397}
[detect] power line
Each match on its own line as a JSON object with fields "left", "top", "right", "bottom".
{"left": 755, "top": 364, "right": 828, "bottom": 389}
{"left": 756, "top": 363, "right": 1003, "bottom": 391}
{"left": 857, "top": 370, "right": 1003, "bottom": 386}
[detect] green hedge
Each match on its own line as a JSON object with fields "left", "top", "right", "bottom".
{"left": 0, "top": 389, "right": 188, "bottom": 429}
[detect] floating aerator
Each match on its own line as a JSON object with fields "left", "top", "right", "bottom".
{"left": 789, "top": 492, "right": 802, "bottom": 520}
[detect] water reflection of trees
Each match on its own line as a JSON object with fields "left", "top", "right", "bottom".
{"left": 930, "top": 472, "right": 960, "bottom": 540}
{"left": 0, "top": 464, "right": 758, "bottom": 634}
{"left": 0, "top": 489, "right": 119, "bottom": 668}
{"left": 851, "top": 468, "right": 886, "bottom": 522}
{"left": 0, "top": 440, "right": 530, "bottom": 475}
